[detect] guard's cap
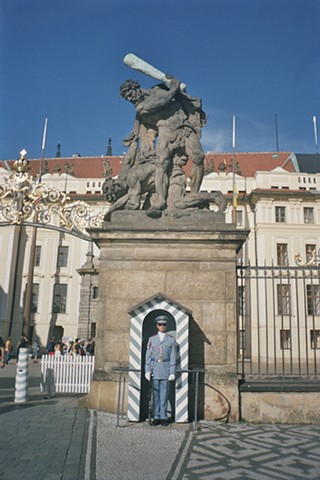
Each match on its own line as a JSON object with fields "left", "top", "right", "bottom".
{"left": 155, "top": 315, "right": 168, "bottom": 324}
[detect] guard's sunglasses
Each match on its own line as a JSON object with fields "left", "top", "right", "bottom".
{"left": 157, "top": 323, "right": 167, "bottom": 326}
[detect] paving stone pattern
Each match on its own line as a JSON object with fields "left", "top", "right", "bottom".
{"left": 180, "top": 423, "right": 320, "bottom": 479}
{"left": 0, "top": 397, "right": 87, "bottom": 480}
{"left": 95, "top": 411, "right": 186, "bottom": 480}
{"left": 1, "top": 362, "right": 320, "bottom": 480}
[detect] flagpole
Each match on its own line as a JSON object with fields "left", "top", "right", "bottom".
{"left": 23, "top": 117, "right": 47, "bottom": 340}
{"left": 232, "top": 115, "right": 237, "bottom": 224}
{"left": 39, "top": 117, "right": 48, "bottom": 182}
{"left": 313, "top": 116, "right": 318, "bottom": 154}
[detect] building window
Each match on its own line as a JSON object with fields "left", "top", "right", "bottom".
{"left": 31, "top": 283, "right": 39, "bottom": 313}
{"left": 35, "top": 245, "right": 41, "bottom": 267}
{"left": 306, "top": 285, "right": 320, "bottom": 315}
{"left": 236, "top": 210, "right": 243, "bottom": 227}
{"left": 306, "top": 244, "right": 317, "bottom": 263}
{"left": 311, "top": 330, "right": 320, "bottom": 349}
{"left": 277, "top": 243, "right": 288, "bottom": 266}
{"left": 57, "top": 246, "right": 69, "bottom": 267}
{"left": 275, "top": 206, "right": 286, "bottom": 223}
{"left": 280, "top": 329, "right": 291, "bottom": 350}
{"left": 304, "top": 207, "right": 314, "bottom": 224}
{"left": 52, "top": 283, "right": 68, "bottom": 313}
{"left": 24, "top": 283, "right": 40, "bottom": 313}
{"left": 91, "top": 322, "right": 96, "bottom": 338}
{"left": 277, "top": 284, "right": 291, "bottom": 315}
{"left": 92, "top": 286, "right": 99, "bottom": 299}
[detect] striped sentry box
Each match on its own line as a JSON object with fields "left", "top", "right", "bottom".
{"left": 128, "top": 293, "right": 190, "bottom": 423}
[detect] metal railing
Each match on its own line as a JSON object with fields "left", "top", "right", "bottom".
{"left": 112, "top": 367, "right": 206, "bottom": 430}
{"left": 237, "top": 264, "right": 320, "bottom": 382}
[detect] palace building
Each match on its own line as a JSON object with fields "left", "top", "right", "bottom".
{"left": 0, "top": 151, "right": 319, "bottom": 358}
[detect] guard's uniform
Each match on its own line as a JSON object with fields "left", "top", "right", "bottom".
{"left": 145, "top": 332, "right": 176, "bottom": 420}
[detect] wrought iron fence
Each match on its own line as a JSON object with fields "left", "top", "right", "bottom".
{"left": 237, "top": 263, "right": 320, "bottom": 382}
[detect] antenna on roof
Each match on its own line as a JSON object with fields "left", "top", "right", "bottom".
{"left": 313, "top": 116, "right": 318, "bottom": 153}
{"left": 274, "top": 114, "right": 279, "bottom": 152}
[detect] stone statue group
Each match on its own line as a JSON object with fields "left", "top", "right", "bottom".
{"left": 103, "top": 57, "right": 226, "bottom": 220}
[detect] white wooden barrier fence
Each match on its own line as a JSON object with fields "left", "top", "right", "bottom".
{"left": 41, "top": 355, "right": 95, "bottom": 394}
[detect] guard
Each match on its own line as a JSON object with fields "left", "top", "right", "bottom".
{"left": 145, "top": 315, "right": 177, "bottom": 426}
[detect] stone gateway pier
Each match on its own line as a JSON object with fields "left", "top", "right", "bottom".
{"left": 86, "top": 212, "right": 248, "bottom": 422}
{"left": 85, "top": 55, "right": 248, "bottom": 422}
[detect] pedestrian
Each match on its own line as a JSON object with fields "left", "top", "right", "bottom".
{"left": 47, "top": 337, "right": 55, "bottom": 356}
{"left": 145, "top": 315, "right": 177, "bottom": 426}
{"left": 16, "top": 336, "right": 28, "bottom": 361}
{"left": 67, "top": 341, "right": 74, "bottom": 355}
{"left": 0, "top": 336, "right": 5, "bottom": 368}
{"left": 32, "top": 340, "right": 40, "bottom": 363}
{"left": 4, "top": 337, "right": 12, "bottom": 364}
{"left": 54, "top": 343, "right": 62, "bottom": 356}
{"left": 73, "top": 338, "right": 85, "bottom": 355}
{"left": 86, "top": 338, "right": 95, "bottom": 356}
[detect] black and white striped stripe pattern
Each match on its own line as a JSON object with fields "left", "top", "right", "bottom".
{"left": 14, "top": 347, "right": 29, "bottom": 403}
{"left": 128, "top": 294, "right": 189, "bottom": 422}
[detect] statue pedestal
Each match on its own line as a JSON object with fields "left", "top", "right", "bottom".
{"left": 86, "top": 211, "right": 248, "bottom": 422}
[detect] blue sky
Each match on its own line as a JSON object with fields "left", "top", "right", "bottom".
{"left": 1, "top": 0, "right": 319, "bottom": 159}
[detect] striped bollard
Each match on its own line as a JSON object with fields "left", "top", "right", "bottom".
{"left": 14, "top": 347, "right": 29, "bottom": 403}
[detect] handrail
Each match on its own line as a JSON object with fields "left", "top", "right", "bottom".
{"left": 112, "top": 366, "right": 206, "bottom": 430}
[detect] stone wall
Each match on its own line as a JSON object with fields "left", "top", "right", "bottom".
{"left": 241, "top": 391, "right": 320, "bottom": 423}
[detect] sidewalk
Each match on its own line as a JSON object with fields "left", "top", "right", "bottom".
{"left": 1, "top": 362, "right": 320, "bottom": 479}
{"left": 0, "top": 360, "right": 88, "bottom": 480}
{"left": 93, "top": 412, "right": 320, "bottom": 480}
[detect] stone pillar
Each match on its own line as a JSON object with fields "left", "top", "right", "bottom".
{"left": 77, "top": 248, "right": 99, "bottom": 340}
{"left": 86, "top": 211, "right": 248, "bottom": 421}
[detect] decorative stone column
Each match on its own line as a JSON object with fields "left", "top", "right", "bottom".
{"left": 86, "top": 211, "right": 248, "bottom": 422}
{"left": 77, "top": 247, "right": 99, "bottom": 340}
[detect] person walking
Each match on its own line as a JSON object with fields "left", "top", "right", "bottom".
{"left": 32, "top": 340, "right": 40, "bottom": 363}
{"left": 47, "top": 337, "right": 55, "bottom": 356}
{"left": 145, "top": 315, "right": 177, "bottom": 426}
{"left": 0, "top": 336, "right": 5, "bottom": 368}
{"left": 16, "top": 336, "right": 28, "bottom": 361}
{"left": 4, "top": 337, "right": 12, "bottom": 364}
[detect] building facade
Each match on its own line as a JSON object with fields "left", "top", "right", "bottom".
{"left": 0, "top": 152, "right": 319, "bottom": 360}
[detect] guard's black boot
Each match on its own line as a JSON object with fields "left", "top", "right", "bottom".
{"left": 150, "top": 419, "right": 161, "bottom": 426}
{"left": 161, "top": 419, "right": 170, "bottom": 427}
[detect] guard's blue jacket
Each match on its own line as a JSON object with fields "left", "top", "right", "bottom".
{"left": 145, "top": 333, "right": 177, "bottom": 380}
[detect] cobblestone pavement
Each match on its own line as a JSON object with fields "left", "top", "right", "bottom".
{"left": 0, "top": 361, "right": 88, "bottom": 480}
{"left": 93, "top": 414, "right": 320, "bottom": 480}
{"left": 93, "top": 411, "right": 187, "bottom": 480}
{"left": 2, "top": 362, "right": 320, "bottom": 479}
{"left": 178, "top": 422, "right": 320, "bottom": 479}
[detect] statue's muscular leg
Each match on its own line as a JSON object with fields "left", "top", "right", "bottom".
{"left": 152, "top": 137, "right": 171, "bottom": 211}
{"left": 186, "top": 134, "right": 204, "bottom": 193}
